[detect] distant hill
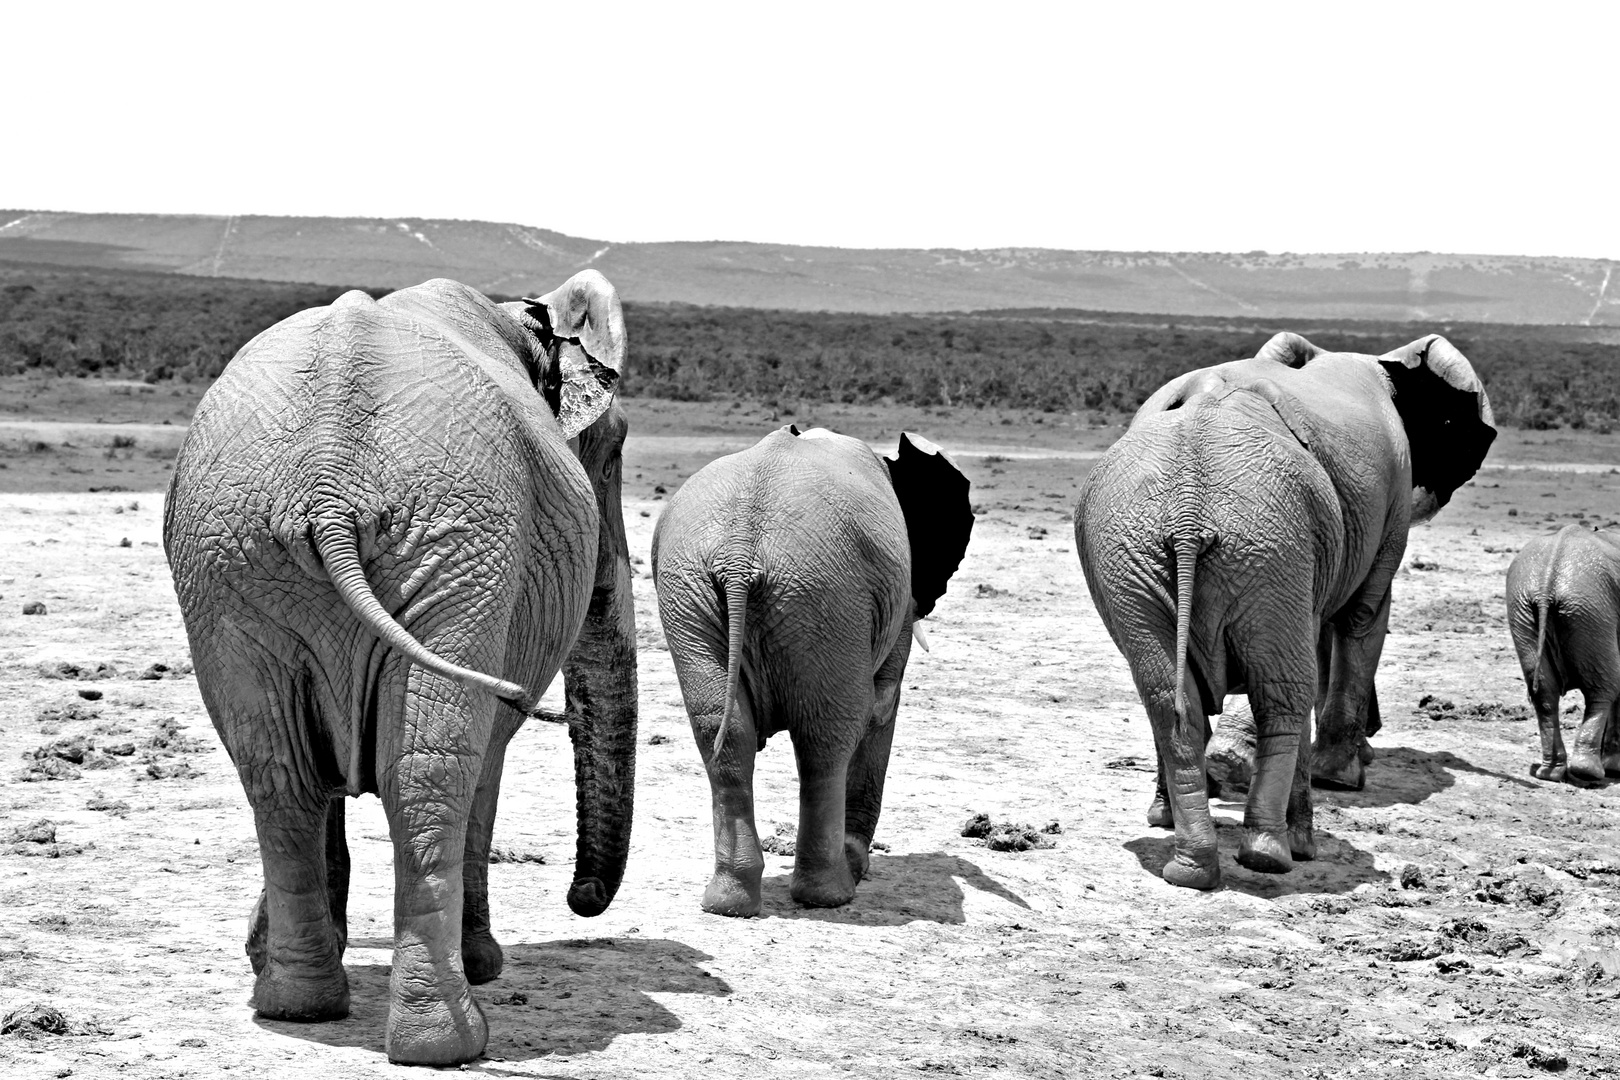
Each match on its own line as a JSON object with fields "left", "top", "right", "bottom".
{"left": 5, "top": 257, "right": 1617, "bottom": 430}
{"left": 1, "top": 209, "right": 1615, "bottom": 325}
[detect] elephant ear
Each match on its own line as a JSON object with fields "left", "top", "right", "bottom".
{"left": 1252, "top": 331, "right": 1323, "bottom": 368}
{"left": 1377, "top": 334, "right": 1497, "bottom": 522}
{"left": 884, "top": 432, "right": 974, "bottom": 619}
{"left": 515, "top": 269, "right": 627, "bottom": 439}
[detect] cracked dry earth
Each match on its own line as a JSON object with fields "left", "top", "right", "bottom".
{"left": 2, "top": 400, "right": 1619, "bottom": 1079}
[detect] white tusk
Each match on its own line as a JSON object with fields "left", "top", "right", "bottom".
{"left": 911, "top": 620, "right": 931, "bottom": 652}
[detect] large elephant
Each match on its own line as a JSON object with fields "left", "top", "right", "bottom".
{"left": 162, "top": 273, "right": 638, "bottom": 1065}
{"left": 1075, "top": 333, "right": 1495, "bottom": 889}
{"left": 1506, "top": 525, "right": 1620, "bottom": 784}
{"left": 651, "top": 427, "right": 973, "bottom": 916}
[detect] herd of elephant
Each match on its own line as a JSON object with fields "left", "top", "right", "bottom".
{"left": 156, "top": 272, "right": 1619, "bottom": 1064}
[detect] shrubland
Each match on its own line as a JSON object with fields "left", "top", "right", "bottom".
{"left": 2, "top": 259, "right": 1615, "bottom": 429}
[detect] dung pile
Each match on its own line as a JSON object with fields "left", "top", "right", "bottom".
{"left": 1414, "top": 696, "right": 1531, "bottom": 723}
{"left": 0, "top": 1001, "right": 108, "bottom": 1039}
{"left": 4, "top": 819, "right": 89, "bottom": 858}
{"left": 759, "top": 822, "right": 796, "bottom": 856}
{"left": 960, "top": 813, "right": 1062, "bottom": 852}
{"left": 487, "top": 846, "right": 547, "bottom": 864}
{"left": 139, "top": 716, "right": 211, "bottom": 781}
{"left": 18, "top": 729, "right": 140, "bottom": 782}
{"left": 35, "top": 660, "right": 120, "bottom": 682}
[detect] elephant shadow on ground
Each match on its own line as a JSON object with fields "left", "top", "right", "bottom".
{"left": 255, "top": 936, "right": 728, "bottom": 1063}
{"left": 1325, "top": 744, "right": 1542, "bottom": 810}
{"left": 760, "top": 852, "right": 1030, "bottom": 925}
{"left": 1124, "top": 819, "right": 1386, "bottom": 899}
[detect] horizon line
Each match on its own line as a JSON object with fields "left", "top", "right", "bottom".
{"left": 2, "top": 208, "right": 1615, "bottom": 265}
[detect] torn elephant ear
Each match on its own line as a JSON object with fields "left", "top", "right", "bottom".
{"left": 518, "top": 269, "right": 627, "bottom": 440}
{"left": 885, "top": 432, "right": 974, "bottom": 619}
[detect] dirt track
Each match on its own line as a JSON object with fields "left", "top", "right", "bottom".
{"left": 3, "top": 397, "right": 1620, "bottom": 1079}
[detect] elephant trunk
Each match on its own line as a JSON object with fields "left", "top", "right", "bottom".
{"left": 563, "top": 405, "right": 638, "bottom": 917}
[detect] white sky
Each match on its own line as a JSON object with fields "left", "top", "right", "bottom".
{"left": 5, "top": 1, "right": 1616, "bottom": 258}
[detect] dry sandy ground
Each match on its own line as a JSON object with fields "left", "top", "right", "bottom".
{"left": 2, "top": 386, "right": 1620, "bottom": 1079}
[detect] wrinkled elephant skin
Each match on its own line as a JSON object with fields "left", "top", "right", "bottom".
{"left": 652, "top": 427, "right": 972, "bottom": 916}
{"left": 1076, "top": 333, "right": 1495, "bottom": 889}
{"left": 163, "top": 275, "right": 638, "bottom": 1065}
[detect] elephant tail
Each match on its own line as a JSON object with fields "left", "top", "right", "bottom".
{"left": 312, "top": 520, "right": 534, "bottom": 711}
{"left": 1168, "top": 406, "right": 1215, "bottom": 725}
{"left": 1529, "top": 597, "right": 1552, "bottom": 696}
{"left": 1529, "top": 527, "right": 1569, "bottom": 695}
{"left": 712, "top": 574, "right": 751, "bottom": 758}
{"left": 1171, "top": 534, "right": 1201, "bottom": 725}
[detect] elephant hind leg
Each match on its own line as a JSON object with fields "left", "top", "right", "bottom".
{"left": 247, "top": 796, "right": 350, "bottom": 976}
{"left": 1140, "top": 668, "right": 1220, "bottom": 891}
{"left": 678, "top": 656, "right": 765, "bottom": 917}
{"left": 786, "top": 668, "right": 877, "bottom": 908}
{"left": 1237, "top": 669, "right": 1314, "bottom": 875}
{"left": 248, "top": 790, "right": 351, "bottom": 1021}
{"left": 790, "top": 729, "right": 861, "bottom": 908}
{"left": 1147, "top": 711, "right": 1218, "bottom": 828}
{"left": 1567, "top": 691, "right": 1617, "bottom": 785}
{"left": 197, "top": 640, "right": 348, "bottom": 1021}
{"left": 377, "top": 666, "right": 491, "bottom": 1066}
{"left": 1563, "top": 630, "right": 1620, "bottom": 784}
{"left": 1527, "top": 664, "right": 1568, "bottom": 782}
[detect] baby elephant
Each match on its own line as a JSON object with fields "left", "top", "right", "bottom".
{"left": 1507, "top": 525, "right": 1620, "bottom": 784}
{"left": 653, "top": 426, "right": 973, "bottom": 916}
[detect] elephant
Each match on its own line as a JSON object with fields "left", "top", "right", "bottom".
{"left": 1506, "top": 525, "right": 1620, "bottom": 785}
{"left": 1075, "top": 332, "right": 1495, "bottom": 889}
{"left": 162, "top": 272, "right": 638, "bottom": 1065}
{"left": 651, "top": 427, "right": 973, "bottom": 916}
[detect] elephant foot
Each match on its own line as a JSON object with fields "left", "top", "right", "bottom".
{"left": 461, "top": 931, "right": 504, "bottom": 986}
{"left": 1145, "top": 793, "right": 1173, "bottom": 829}
{"left": 1236, "top": 830, "right": 1294, "bottom": 875}
{"left": 251, "top": 959, "right": 350, "bottom": 1022}
{"left": 1206, "top": 740, "right": 1254, "bottom": 796}
{"left": 1357, "top": 738, "right": 1376, "bottom": 765}
{"left": 702, "top": 869, "right": 762, "bottom": 918}
{"left": 1161, "top": 852, "right": 1221, "bottom": 891}
{"left": 1605, "top": 752, "right": 1620, "bottom": 778}
{"left": 1288, "top": 825, "right": 1317, "bottom": 863}
{"left": 246, "top": 890, "right": 268, "bottom": 976}
{"left": 385, "top": 989, "right": 488, "bottom": 1066}
{"left": 1530, "top": 762, "right": 1567, "bottom": 783}
{"left": 843, "top": 833, "right": 872, "bottom": 883}
{"left": 1310, "top": 750, "right": 1365, "bottom": 792}
{"left": 1567, "top": 750, "right": 1607, "bottom": 786}
{"left": 790, "top": 864, "right": 857, "bottom": 909}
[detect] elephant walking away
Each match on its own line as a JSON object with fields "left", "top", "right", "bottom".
{"left": 163, "top": 274, "right": 638, "bottom": 1065}
{"left": 652, "top": 427, "right": 973, "bottom": 916}
{"left": 1076, "top": 333, "right": 1494, "bottom": 890}
{"left": 1507, "top": 525, "right": 1620, "bottom": 785}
